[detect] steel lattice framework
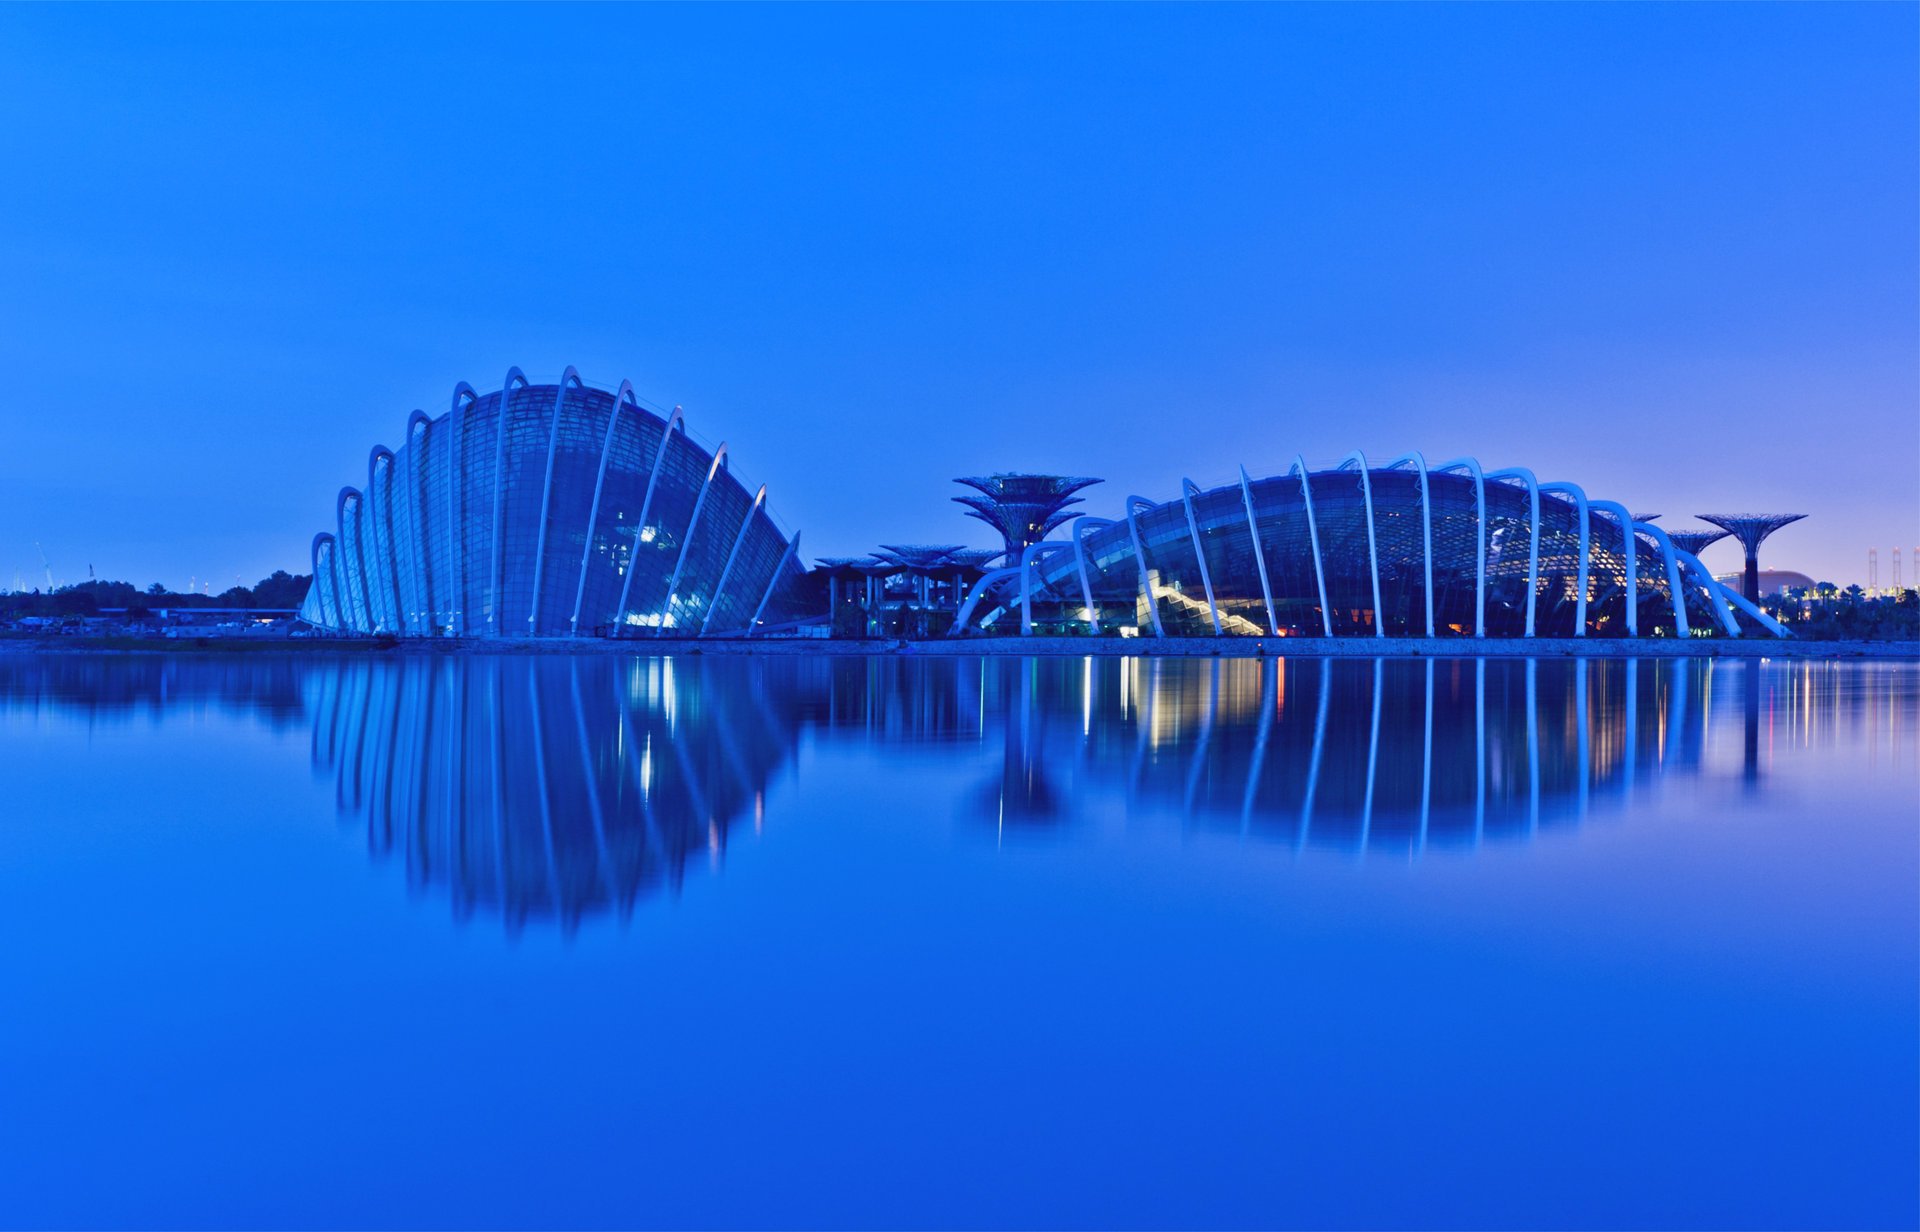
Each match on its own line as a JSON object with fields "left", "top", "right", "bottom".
{"left": 298, "top": 367, "right": 807, "bottom": 638}
{"left": 952, "top": 455, "right": 1789, "bottom": 639}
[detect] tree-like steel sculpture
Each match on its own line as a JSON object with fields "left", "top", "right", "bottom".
{"left": 953, "top": 474, "right": 1103, "bottom": 562}
{"left": 1698, "top": 514, "right": 1807, "bottom": 602}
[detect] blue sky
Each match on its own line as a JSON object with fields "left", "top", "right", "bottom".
{"left": 0, "top": 3, "right": 1912, "bottom": 590}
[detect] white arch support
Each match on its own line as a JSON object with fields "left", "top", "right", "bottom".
{"left": 1289, "top": 457, "right": 1333, "bottom": 638}
{"left": 310, "top": 533, "right": 340, "bottom": 630}
{"left": 1434, "top": 458, "right": 1486, "bottom": 637}
{"left": 571, "top": 380, "right": 638, "bottom": 635}
{"left": 1018, "top": 542, "right": 1074, "bottom": 636}
{"left": 1181, "top": 479, "right": 1223, "bottom": 635}
{"left": 367, "top": 446, "right": 401, "bottom": 633}
{"left": 405, "top": 411, "right": 433, "bottom": 635}
{"left": 1069, "top": 516, "right": 1116, "bottom": 633}
{"left": 1124, "top": 496, "right": 1167, "bottom": 638}
{"left": 613, "top": 407, "right": 686, "bottom": 631}
{"left": 1237, "top": 466, "right": 1279, "bottom": 637}
{"left": 446, "top": 383, "right": 477, "bottom": 635}
{"left": 701, "top": 485, "right": 768, "bottom": 635}
{"left": 487, "top": 367, "right": 530, "bottom": 632}
{"left": 744, "top": 532, "right": 799, "bottom": 637}
{"left": 1337, "top": 452, "right": 1385, "bottom": 638}
{"left": 1540, "top": 481, "right": 1591, "bottom": 636}
{"left": 954, "top": 566, "right": 1022, "bottom": 633}
{"left": 1632, "top": 522, "right": 1691, "bottom": 638}
{"left": 1487, "top": 467, "right": 1542, "bottom": 637}
{"left": 337, "top": 487, "right": 371, "bottom": 633}
{"left": 1588, "top": 499, "right": 1639, "bottom": 636}
{"left": 528, "top": 366, "right": 584, "bottom": 634}
{"left": 1716, "top": 579, "right": 1790, "bottom": 637}
{"left": 1387, "top": 453, "right": 1435, "bottom": 637}
{"left": 1674, "top": 545, "right": 1741, "bottom": 637}
{"left": 656, "top": 443, "right": 728, "bottom": 632}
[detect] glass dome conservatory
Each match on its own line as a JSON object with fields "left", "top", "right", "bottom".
{"left": 298, "top": 367, "right": 805, "bottom": 638}
{"left": 952, "top": 454, "right": 1788, "bottom": 639}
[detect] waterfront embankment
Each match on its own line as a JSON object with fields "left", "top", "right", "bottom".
{"left": 4, "top": 634, "right": 1914, "bottom": 660}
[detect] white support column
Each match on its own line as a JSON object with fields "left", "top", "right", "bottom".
{"left": 953, "top": 567, "right": 1021, "bottom": 634}
{"left": 1125, "top": 496, "right": 1167, "bottom": 638}
{"left": 1673, "top": 545, "right": 1741, "bottom": 637}
{"left": 1181, "top": 479, "right": 1223, "bottom": 635}
{"left": 700, "top": 485, "right": 767, "bottom": 635}
{"left": 613, "top": 407, "right": 685, "bottom": 631}
{"left": 1487, "top": 467, "right": 1542, "bottom": 638}
{"left": 1633, "top": 522, "right": 1691, "bottom": 637}
{"left": 338, "top": 487, "right": 371, "bottom": 633}
{"left": 310, "top": 533, "right": 340, "bottom": 630}
{"left": 655, "top": 444, "right": 728, "bottom": 632}
{"left": 1069, "top": 517, "right": 1115, "bottom": 633}
{"left": 1017, "top": 543, "right": 1072, "bottom": 636}
{"left": 1540, "top": 481, "right": 1592, "bottom": 636}
{"left": 406, "top": 411, "right": 433, "bottom": 635}
{"left": 487, "top": 367, "right": 529, "bottom": 634}
{"left": 1291, "top": 457, "right": 1333, "bottom": 638}
{"left": 446, "top": 383, "right": 476, "bottom": 635}
{"left": 1238, "top": 466, "right": 1279, "bottom": 637}
{"left": 744, "top": 532, "right": 799, "bottom": 637}
{"left": 1338, "top": 452, "right": 1385, "bottom": 638}
{"left": 528, "top": 367, "right": 583, "bottom": 635}
{"left": 1588, "top": 500, "right": 1638, "bottom": 636}
{"left": 1387, "top": 453, "right": 1435, "bottom": 637}
{"left": 570, "top": 381, "right": 637, "bottom": 635}
{"left": 1435, "top": 458, "right": 1486, "bottom": 637}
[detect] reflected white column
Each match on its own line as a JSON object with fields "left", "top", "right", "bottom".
{"left": 1299, "top": 657, "right": 1331, "bottom": 851}
{"left": 1241, "top": 657, "right": 1275, "bottom": 835}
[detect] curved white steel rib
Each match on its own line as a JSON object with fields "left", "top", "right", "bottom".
{"left": 1238, "top": 466, "right": 1279, "bottom": 637}
{"left": 1434, "top": 458, "right": 1486, "bottom": 637}
{"left": 336, "top": 487, "right": 369, "bottom": 633}
{"left": 1289, "top": 457, "right": 1334, "bottom": 637}
{"left": 1487, "top": 467, "right": 1542, "bottom": 637}
{"left": 405, "top": 411, "right": 433, "bottom": 634}
{"left": 744, "top": 532, "right": 800, "bottom": 637}
{"left": 613, "top": 406, "right": 685, "bottom": 631}
{"left": 571, "top": 380, "right": 638, "bottom": 635}
{"left": 1017, "top": 542, "right": 1074, "bottom": 636}
{"left": 1539, "top": 480, "right": 1591, "bottom": 636}
{"left": 1337, "top": 452, "right": 1385, "bottom": 638}
{"left": 656, "top": 444, "right": 728, "bottom": 631}
{"left": 528, "top": 367, "right": 584, "bottom": 633}
{"left": 488, "top": 367, "right": 530, "bottom": 632}
{"left": 1069, "top": 516, "right": 1116, "bottom": 633}
{"left": 367, "top": 446, "right": 401, "bottom": 633}
{"left": 1125, "top": 496, "right": 1168, "bottom": 638}
{"left": 1632, "top": 522, "right": 1691, "bottom": 637}
{"left": 1587, "top": 500, "right": 1639, "bottom": 636}
{"left": 701, "top": 484, "right": 768, "bottom": 635}
{"left": 446, "top": 383, "right": 477, "bottom": 635}
{"left": 1673, "top": 545, "right": 1741, "bottom": 637}
{"left": 309, "top": 533, "right": 340, "bottom": 629}
{"left": 1387, "top": 453, "right": 1435, "bottom": 637}
{"left": 1181, "top": 479, "right": 1223, "bottom": 635}
{"left": 955, "top": 566, "right": 1022, "bottom": 633}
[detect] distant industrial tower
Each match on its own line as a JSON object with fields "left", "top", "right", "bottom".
{"left": 1868, "top": 549, "right": 1878, "bottom": 591}
{"left": 953, "top": 473, "right": 1103, "bottom": 563}
{"left": 1666, "top": 529, "right": 1731, "bottom": 557}
{"left": 1699, "top": 514, "right": 1807, "bottom": 603}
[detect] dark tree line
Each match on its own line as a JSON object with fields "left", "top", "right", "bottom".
{"left": 0, "top": 571, "right": 311, "bottom": 619}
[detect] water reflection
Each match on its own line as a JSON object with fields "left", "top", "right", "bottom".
{"left": 292, "top": 654, "right": 1916, "bottom": 927}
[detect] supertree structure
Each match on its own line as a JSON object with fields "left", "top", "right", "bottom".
{"left": 952, "top": 474, "right": 1102, "bottom": 561}
{"left": 1666, "top": 529, "right": 1732, "bottom": 557}
{"left": 1698, "top": 514, "right": 1807, "bottom": 602}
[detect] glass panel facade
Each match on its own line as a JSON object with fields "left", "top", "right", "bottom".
{"left": 301, "top": 378, "right": 798, "bottom": 639}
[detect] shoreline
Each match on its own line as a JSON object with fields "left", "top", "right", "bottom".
{"left": 4, "top": 635, "right": 1914, "bottom": 660}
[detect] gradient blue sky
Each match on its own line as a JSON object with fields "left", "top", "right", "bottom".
{"left": 0, "top": 3, "right": 1913, "bottom": 591}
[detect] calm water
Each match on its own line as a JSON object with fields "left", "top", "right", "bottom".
{"left": 0, "top": 653, "right": 1914, "bottom": 1230}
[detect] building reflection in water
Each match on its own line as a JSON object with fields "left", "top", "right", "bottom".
{"left": 291, "top": 653, "right": 1919, "bottom": 929}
